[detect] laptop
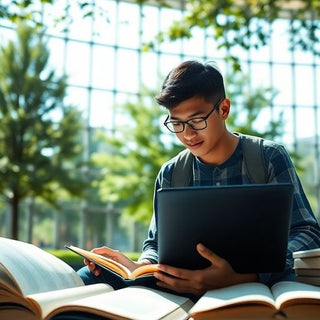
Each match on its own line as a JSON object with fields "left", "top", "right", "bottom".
{"left": 157, "top": 183, "right": 293, "bottom": 273}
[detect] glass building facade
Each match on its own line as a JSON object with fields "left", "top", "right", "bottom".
{"left": 0, "top": 0, "right": 319, "bottom": 249}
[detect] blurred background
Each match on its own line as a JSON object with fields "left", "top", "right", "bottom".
{"left": 0, "top": 0, "right": 319, "bottom": 253}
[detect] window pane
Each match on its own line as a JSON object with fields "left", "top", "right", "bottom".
{"left": 272, "top": 65, "right": 293, "bottom": 105}
{"left": 90, "top": 90, "right": 114, "bottom": 128}
{"left": 115, "top": 49, "right": 139, "bottom": 93}
{"left": 65, "top": 41, "right": 91, "bottom": 87}
{"left": 92, "top": 46, "right": 115, "bottom": 90}
{"left": 295, "top": 66, "right": 315, "bottom": 106}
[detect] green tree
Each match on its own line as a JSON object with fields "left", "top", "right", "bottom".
{"left": 149, "top": 0, "right": 320, "bottom": 71}
{"left": 91, "top": 100, "right": 183, "bottom": 224}
{"left": 1, "top": 0, "right": 98, "bottom": 28}
{"left": 0, "top": 22, "right": 86, "bottom": 240}
{"left": 91, "top": 77, "right": 283, "bottom": 224}
{"left": 2, "top": 1, "right": 319, "bottom": 66}
{"left": 225, "top": 73, "right": 282, "bottom": 139}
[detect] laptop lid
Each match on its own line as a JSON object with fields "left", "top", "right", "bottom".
{"left": 157, "top": 183, "right": 293, "bottom": 273}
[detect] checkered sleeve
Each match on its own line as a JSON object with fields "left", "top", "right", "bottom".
{"left": 259, "top": 142, "right": 320, "bottom": 286}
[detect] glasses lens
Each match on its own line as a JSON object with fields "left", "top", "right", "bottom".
{"left": 165, "top": 121, "right": 183, "bottom": 133}
{"left": 188, "top": 118, "right": 207, "bottom": 130}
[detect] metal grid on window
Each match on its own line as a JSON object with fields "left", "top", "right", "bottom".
{"left": 0, "top": 0, "right": 319, "bottom": 246}
{"left": 57, "top": 0, "right": 320, "bottom": 216}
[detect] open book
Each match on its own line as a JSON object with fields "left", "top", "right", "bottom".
{"left": 65, "top": 245, "right": 159, "bottom": 280}
{"left": 188, "top": 281, "right": 320, "bottom": 320}
{"left": 0, "top": 237, "right": 193, "bottom": 320}
{"left": 2, "top": 237, "right": 320, "bottom": 320}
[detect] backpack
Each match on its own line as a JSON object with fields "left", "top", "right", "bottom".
{"left": 171, "top": 133, "right": 268, "bottom": 187}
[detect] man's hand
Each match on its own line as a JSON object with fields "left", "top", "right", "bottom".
{"left": 154, "top": 243, "right": 257, "bottom": 296}
{"left": 84, "top": 246, "right": 150, "bottom": 276}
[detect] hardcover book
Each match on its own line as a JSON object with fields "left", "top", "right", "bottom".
{"left": 1, "top": 237, "right": 320, "bottom": 320}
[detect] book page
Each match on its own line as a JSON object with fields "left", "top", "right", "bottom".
{"left": 0, "top": 263, "right": 21, "bottom": 294}
{"left": 129, "top": 263, "right": 159, "bottom": 279}
{"left": 67, "top": 245, "right": 131, "bottom": 279}
{"left": 67, "top": 245, "right": 159, "bottom": 280}
{"left": 28, "top": 283, "right": 113, "bottom": 319}
{"left": 0, "top": 237, "right": 84, "bottom": 296}
{"left": 189, "top": 282, "right": 276, "bottom": 316}
{"left": 271, "top": 281, "right": 320, "bottom": 309}
{"left": 0, "top": 286, "right": 36, "bottom": 312}
{"left": 47, "top": 286, "right": 194, "bottom": 320}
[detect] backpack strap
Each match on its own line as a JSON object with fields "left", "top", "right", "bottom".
{"left": 239, "top": 133, "right": 268, "bottom": 184}
{"left": 171, "top": 133, "right": 268, "bottom": 187}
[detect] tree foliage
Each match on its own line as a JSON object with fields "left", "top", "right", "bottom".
{"left": 225, "top": 73, "right": 282, "bottom": 139}
{"left": 146, "top": 0, "right": 320, "bottom": 71}
{"left": 0, "top": 22, "right": 86, "bottom": 239}
{"left": 1, "top": 0, "right": 99, "bottom": 29}
{"left": 91, "top": 100, "right": 183, "bottom": 223}
{"left": 91, "top": 76, "right": 283, "bottom": 223}
{"left": 3, "top": 1, "right": 319, "bottom": 66}
{"left": 2, "top": 0, "right": 315, "bottom": 226}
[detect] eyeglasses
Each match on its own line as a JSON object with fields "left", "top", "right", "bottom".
{"left": 164, "top": 98, "right": 224, "bottom": 133}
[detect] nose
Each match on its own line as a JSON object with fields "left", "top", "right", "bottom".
{"left": 183, "top": 123, "right": 197, "bottom": 139}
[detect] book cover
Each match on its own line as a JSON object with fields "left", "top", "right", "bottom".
{"left": 293, "top": 248, "right": 320, "bottom": 259}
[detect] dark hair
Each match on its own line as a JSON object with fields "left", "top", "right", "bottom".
{"left": 155, "top": 60, "right": 226, "bottom": 109}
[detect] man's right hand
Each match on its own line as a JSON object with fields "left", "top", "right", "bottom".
{"left": 84, "top": 246, "right": 150, "bottom": 276}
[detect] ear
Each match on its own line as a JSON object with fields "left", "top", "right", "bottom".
{"left": 219, "top": 99, "right": 230, "bottom": 120}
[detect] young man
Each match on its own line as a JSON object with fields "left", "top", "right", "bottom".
{"left": 78, "top": 60, "right": 320, "bottom": 297}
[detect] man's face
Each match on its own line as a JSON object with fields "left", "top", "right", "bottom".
{"left": 167, "top": 96, "right": 229, "bottom": 163}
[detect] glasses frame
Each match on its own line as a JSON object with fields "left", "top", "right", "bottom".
{"left": 164, "top": 98, "right": 224, "bottom": 133}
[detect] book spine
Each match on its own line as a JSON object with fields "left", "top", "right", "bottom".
{"left": 294, "top": 257, "right": 320, "bottom": 269}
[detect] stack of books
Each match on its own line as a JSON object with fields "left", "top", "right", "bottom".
{"left": 293, "top": 248, "right": 320, "bottom": 286}
{"left": 2, "top": 237, "right": 320, "bottom": 320}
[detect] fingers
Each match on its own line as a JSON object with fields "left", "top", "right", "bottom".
{"left": 155, "top": 243, "right": 222, "bottom": 284}
{"left": 196, "top": 243, "right": 224, "bottom": 267}
{"left": 154, "top": 245, "right": 238, "bottom": 295}
{"left": 91, "top": 246, "right": 124, "bottom": 263}
{"left": 154, "top": 266, "right": 205, "bottom": 295}
{"left": 154, "top": 271, "right": 193, "bottom": 294}
{"left": 84, "top": 246, "right": 128, "bottom": 276}
{"left": 155, "top": 265, "right": 198, "bottom": 293}
{"left": 84, "top": 258, "right": 101, "bottom": 276}
{"left": 85, "top": 247, "right": 115, "bottom": 277}
{"left": 92, "top": 246, "right": 118, "bottom": 256}
{"left": 157, "top": 264, "right": 191, "bottom": 280}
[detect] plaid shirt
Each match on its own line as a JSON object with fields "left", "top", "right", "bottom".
{"left": 139, "top": 135, "right": 320, "bottom": 286}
